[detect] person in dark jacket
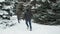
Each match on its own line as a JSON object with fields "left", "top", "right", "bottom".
{"left": 24, "top": 6, "right": 32, "bottom": 31}
{"left": 16, "top": 2, "right": 24, "bottom": 23}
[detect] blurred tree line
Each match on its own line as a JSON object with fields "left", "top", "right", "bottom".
{"left": 0, "top": 0, "right": 16, "bottom": 20}
{"left": 0, "top": 0, "right": 60, "bottom": 25}
{"left": 31, "top": 0, "right": 60, "bottom": 25}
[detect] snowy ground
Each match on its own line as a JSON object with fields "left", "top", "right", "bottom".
{"left": 0, "top": 15, "right": 60, "bottom": 34}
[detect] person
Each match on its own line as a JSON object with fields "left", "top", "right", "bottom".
{"left": 16, "top": 2, "right": 24, "bottom": 23}
{"left": 24, "top": 5, "right": 33, "bottom": 31}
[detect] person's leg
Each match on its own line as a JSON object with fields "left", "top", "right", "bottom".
{"left": 26, "top": 20, "right": 29, "bottom": 28}
{"left": 17, "top": 16, "right": 20, "bottom": 23}
{"left": 18, "top": 19, "right": 20, "bottom": 23}
{"left": 29, "top": 19, "right": 32, "bottom": 31}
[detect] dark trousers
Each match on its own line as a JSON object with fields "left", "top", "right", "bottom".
{"left": 17, "top": 15, "right": 20, "bottom": 23}
{"left": 25, "top": 19, "right": 32, "bottom": 30}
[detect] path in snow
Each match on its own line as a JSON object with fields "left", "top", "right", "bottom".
{"left": 0, "top": 15, "right": 60, "bottom": 34}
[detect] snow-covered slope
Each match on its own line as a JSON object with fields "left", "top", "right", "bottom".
{"left": 0, "top": 15, "right": 60, "bottom": 34}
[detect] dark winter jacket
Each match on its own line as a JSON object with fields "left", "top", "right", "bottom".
{"left": 16, "top": 3, "right": 24, "bottom": 18}
{"left": 24, "top": 9, "right": 32, "bottom": 20}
